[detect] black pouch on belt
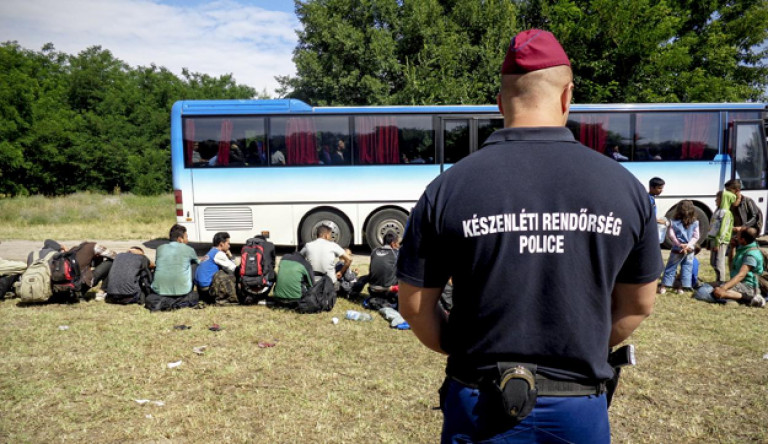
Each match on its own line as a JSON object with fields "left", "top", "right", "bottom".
{"left": 495, "top": 362, "right": 538, "bottom": 421}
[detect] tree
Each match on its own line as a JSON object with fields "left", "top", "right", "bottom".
{"left": 518, "top": 0, "right": 768, "bottom": 103}
{"left": 0, "top": 41, "right": 257, "bottom": 197}
{"left": 281, "top": 0, "right": 768, "bottom": 105}
{"left": 278, "top": 0, "right": 518, "bottom": 105}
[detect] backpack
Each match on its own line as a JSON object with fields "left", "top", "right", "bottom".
{"left": 17, "top": 250, "right": 57, "bottom": 303}
{"left": 296, "top": 272, "right": 336, "bottom": 314}
{"left": 239, "top": 236, "right": 275, "bottom": 290}
{"left": 49, "top": 250, "right": 81, "bottom": 292}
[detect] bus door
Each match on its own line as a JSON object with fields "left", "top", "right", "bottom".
{"left": 730, "top": 120, "right": 768, "bottom": 235}
{"left": 439, "top": 116, "right": 503, "bottom": 172}
{"left": 440, "top": 118, "right": 472, "bottom": 172}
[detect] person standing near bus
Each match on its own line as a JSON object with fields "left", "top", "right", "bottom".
{"left": 648, "top": 177, "right": 666, "bottom": 224}
{"left": 396, "top": 29, "right": 661, "bottom": 443}
{"left": 707, "top": 190, "right": 737, "bottom": 283}
{"left": 724, "top": 178, "right": 763, "bottom": 235}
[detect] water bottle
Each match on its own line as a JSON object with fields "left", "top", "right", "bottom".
{"left": 345, "top": 309, "right": 372, "bottom": 321}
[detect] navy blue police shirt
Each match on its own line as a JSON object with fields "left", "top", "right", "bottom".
{"left": 396, "top": 127, "right": 662, "bottom": 382}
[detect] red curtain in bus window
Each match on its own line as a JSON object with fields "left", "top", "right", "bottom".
{"left": 217, "top": 120, "right": 233, "bottom": 166}
{"left": 184, "top": 120, "right": 195, "bottom": 165}
{"left": 577, "top": 114, "right": 608, "bottom": 154}
{"left": 356, "top": 116, "right": 399, "bottom": 164}
{"left": 681, "top": 114, "right": 710, "bottom": 160}
{"left": 286, "top": 118, "right": 318, "bottom": 165}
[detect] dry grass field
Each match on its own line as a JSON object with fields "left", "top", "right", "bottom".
{"left": 0, "top": 193, "right": 174, "bottom": 240}
{"left": 1, "top": 194, "right": 767, "bottom": 442}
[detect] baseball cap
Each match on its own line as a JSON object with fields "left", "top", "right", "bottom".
{"left": 501, "top": 29, "right": 571, "bottom": 75}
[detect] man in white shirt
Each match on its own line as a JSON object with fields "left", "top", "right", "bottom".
{"left": 300, "top": 225, "right": 352, "bottom": 291}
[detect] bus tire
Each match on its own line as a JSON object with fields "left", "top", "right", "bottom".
{"left": 662, "top": 204, "right": 709, "bottom": 249}
{"left": 366, "top": 209, "right": 408, "bottom": 249}
{"left": 300, "top": 211, "right": 352, "bottom": 248}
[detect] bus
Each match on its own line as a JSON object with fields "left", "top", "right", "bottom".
{"left": 170, "top": 100, "right": 768, "bottom": 248}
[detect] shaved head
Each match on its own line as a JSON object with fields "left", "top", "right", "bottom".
{"left": 498, "top": 65, "right": 574, "bottom": 127}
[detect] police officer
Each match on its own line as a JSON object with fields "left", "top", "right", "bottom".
{"left": 397, "top": 29, "right": 662, "bottom": 443}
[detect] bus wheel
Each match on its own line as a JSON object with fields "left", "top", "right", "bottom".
{"left": 366, "top": 209, "right": 407, "bottom": 249}
{"left": 300, "top": 211, "right": 352, "bottom": 248}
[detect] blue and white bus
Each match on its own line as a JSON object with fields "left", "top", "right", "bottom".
{"left": 170, "top": 100, "right": 768, "bottom": 248}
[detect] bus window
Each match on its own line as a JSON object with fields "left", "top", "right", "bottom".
{"left": 354, "top": 115, "right": 400, "bottom": 165}
{"left": 443, "top": 119, "right": 470, "bottom": 163}
{"left": 635, "top": 112, "right": 718, "bottom": 161}
{"left": 567, "top": 113, "right": 631, "bottom": 158}
{"left": 316, "top": 116, "right": 351, "bottom": 165}
{"left": 183, "top": 117, "right": 266, "bottom": 167}
{"left": 478, "top": 118, "right": 503, "bottom": 147}
{"left": 354, "top": 115, "right": 434, "bottom": 165}
{"left": 269, "top": 116, "right": 350, "bottom": 166}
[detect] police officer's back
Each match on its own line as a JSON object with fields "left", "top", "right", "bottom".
{"left": 396, "top": 29, "right": 661, "bottom": 443}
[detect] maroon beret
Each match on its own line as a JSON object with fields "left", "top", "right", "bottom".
{"left": 501, "top": 29, "right": 571, "bottom": 75}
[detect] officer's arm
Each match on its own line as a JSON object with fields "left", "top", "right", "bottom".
{"left": 609, "top": 281, "right": 656, "bottom": 347}
{"left": 398, "top": 281, "right": 447, "bottom": 355}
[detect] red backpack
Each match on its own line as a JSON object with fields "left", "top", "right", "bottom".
{"left": 240, "top": 242, "right": 266, "bottom": 289}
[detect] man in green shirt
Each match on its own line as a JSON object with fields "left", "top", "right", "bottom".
{"left": 711, "top": 227, "right": 765, "bottom": 307}
{"left": 151, "top": 224, "right": 200, "bottom": 297}
{"left": 272, "top": 252, "right": 313, "bottom": 307}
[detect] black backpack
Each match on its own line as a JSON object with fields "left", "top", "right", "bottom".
{"left": 239, "top": 236, "right": 275, "bottom": 290}
{"left": 49, "top": 250, "right": 81, "bottom": 292}
{"left": 297, "top": 272, "right": 336, "bottom": 314}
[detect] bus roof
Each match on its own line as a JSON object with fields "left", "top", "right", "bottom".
{"left": 173, "top": 99, "right": 768, "bottom": 116}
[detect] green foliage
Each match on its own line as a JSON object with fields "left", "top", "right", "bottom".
{"left": 520, "top": 0, "right": 768, "bottom": 103}
{"left": 281, "top": 0, "right": 768, "bottom": 105}
{"left": 278, "top": 0, "right": 517, "bottom": 105}
{"left": 0, "top": 42, "right": 259, "bottom": 197}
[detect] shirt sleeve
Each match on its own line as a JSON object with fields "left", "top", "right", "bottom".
{"left": 616, "top": 192, "right": 664, "bottom": 284}
{"left": 213, "top": 250, "right": 237, "bottom": 273}
{"left": 187, "top": 246, "right": 200, "bottom": 264}
{"left": 687, "top": 222, "right": 700, "bottom": 248}
{"left": 743, "top": 255, "right": 758, "bottom": 269}
{"left": 396, "top": 192, "right": 451, "bottom": 288}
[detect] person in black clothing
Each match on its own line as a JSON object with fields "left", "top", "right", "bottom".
{"left": 396, "top": 29, "right": 660, "bottom": 443}
{"left": 351, "top": 231, "right": 400, "bottom": 308}
{"left": 104, "top": 247, "right": 153, "bottom": 304}
{"left": 725, "top": 178, "right": 763, "bottom": 235}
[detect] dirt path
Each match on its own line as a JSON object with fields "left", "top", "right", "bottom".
{"left": 0, "top": 240, "right": 372, "bottom": 266}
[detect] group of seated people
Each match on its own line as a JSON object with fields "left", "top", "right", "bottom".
{"left": 0, "top": 224, "right": 410, "bottom": 323}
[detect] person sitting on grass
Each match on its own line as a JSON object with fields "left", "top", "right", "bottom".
{"left": 351, "top": 231, "right": 400, "bottom": 309}
{"left": 194, "top": 232, "right": 239, "bottom": 305}
{"left": 271, "top": 252, "right": 314, "bottom": 309}
{"left": 658, "top": 200, "right": 699, "bottom": 295}
{"left": 146, "top": 224, "right": 201, "bottom": 311}
{"left": 104, "top": 247, "right": 153, "bottom": 305}
{"left": 696, "top": 227, "right": 765, "bottom": 307}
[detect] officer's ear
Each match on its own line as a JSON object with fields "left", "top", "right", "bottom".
{"left": 560, "top": 82, "right": 573, "bottom": 123}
